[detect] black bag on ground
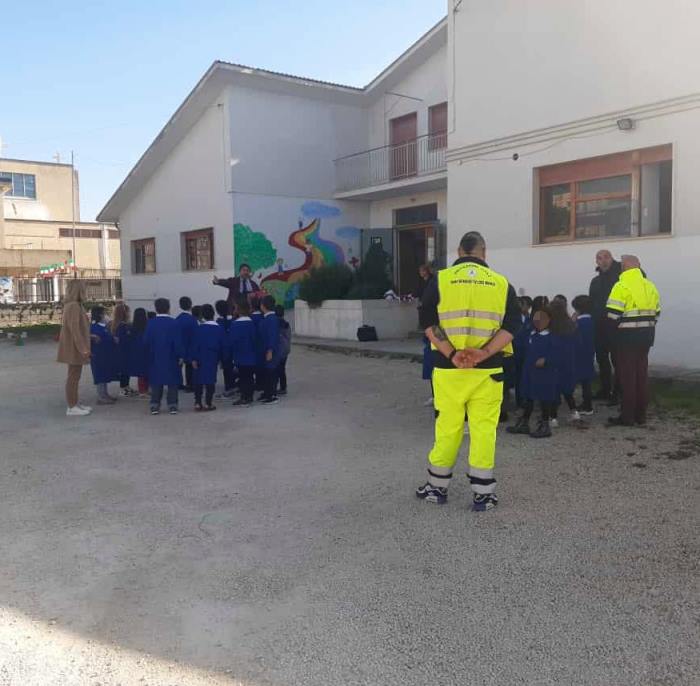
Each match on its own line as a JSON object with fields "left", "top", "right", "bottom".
{"left": 357, "top": 325, "right": 378, "bottom": 342}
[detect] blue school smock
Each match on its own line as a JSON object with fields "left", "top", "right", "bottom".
{"left": 90, "top": 322, "right": 117, "bottom": 384}
{"left": 127, "top": 328, "right": 148, "bottom": 378}
{"left": 175, "top": 312, "right": 198, "bottom": 363}
{"left": 192, "top": 322, "right": 223, "bottom": 386}
{"left": 513, "top": 315, "right": 532, "bottom": 366}
{"left": 114, "top": 322, "right": 131, "bottom": 378}
{"left": 143, "top": 315, "right": 184, "bottom": 386}
{"left": 520, "top": 330, "right": 558, "bottom": 403}
{"left": 216, "top": 316, "right": 234, "bottom": 364}
{"left": 574, "top": 315, "right": 596, "bottom": 382}
{"left": 552, "top": 331, "right": 577, "bottom": 396}
{"left": 260, "top": 312, "right": 280, "bottom": 369}
{"left": 251, "top": 311, "right": 264, "bottom": 364}
{"left": 230, "top": 316, "right": 257, "bottom": 368}
{"left": 422, "top": 336, "right": 433, "bottom": 381}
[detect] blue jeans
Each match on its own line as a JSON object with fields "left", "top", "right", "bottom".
{"left": 151, "top": 385, "right": 178, "bottom": 410}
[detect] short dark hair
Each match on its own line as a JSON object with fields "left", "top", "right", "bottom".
{"left": 201, "top": 303, "right": 215, "bottom": 321}
{"left": 214, "top": 299, "right": 229, "bottom": 318}
{"left": 572, "top": 294, "right": 592, "bottom": 315}
{"left": 274, "top": 304, "right": 285, "bottom": 317}
{"left": 235, "top": 298, "right": 251, "bottom": 316}
{"left": 520, "top": 295, "right": 533, "bottom": 308}
{"left": 459, "top": 231, "right": 486, "bottom": 254}
{"left": 147, "top": 311, "right": 156, "bottom": 320}
{"left": 553, "top": 294, "right": 568, "bottom": 305}
{"left": 261, "top": 294, "right": 276, "bottom": 311}
{"left": 531, "top": 295, "right": 549, "bottom": 315}
{"left": 249, "top": 295, "right": 261, "bottom": 310}
{"left": 154, "top": 298, "right": 170, "bottom": 314}
{"left": 91, "top": 305, "right": 105, "bottom": 322}
{"left": 239, "top": 263, "right": 251, "bottom": 272}
{"left": 191, "top": 305, "right": 202, "bottom": 319}
{"left": 179, "top": 296, "right": 192, "bottom": 310}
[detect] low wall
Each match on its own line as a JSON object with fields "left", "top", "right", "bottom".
{"left": 294, "top": 299, "right": 419, "bottom": 340}
{"left": 0, "top": 304, "right": 62, "bottom": 328}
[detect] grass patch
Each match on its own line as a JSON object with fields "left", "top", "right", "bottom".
{"left": 649, "top": 378, "right": 700, "bottom": 417}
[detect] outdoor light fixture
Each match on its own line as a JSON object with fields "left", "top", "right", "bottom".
{"left": 617, "top": 117, "right": 635, "bottom": 131}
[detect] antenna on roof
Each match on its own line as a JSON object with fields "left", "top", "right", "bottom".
{"left": 53, "top": 151, "right": 62, "bottom": 163}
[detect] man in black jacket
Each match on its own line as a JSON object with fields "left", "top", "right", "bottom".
{"left": 589, "top": 250, "right": 621, "bottom": 402}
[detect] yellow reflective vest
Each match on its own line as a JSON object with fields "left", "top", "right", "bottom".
{"left": 434, "top": 260, "right": 513, "bottom": 356}
{"left": 606, "top": 268, "right": 660, "bottom": 346}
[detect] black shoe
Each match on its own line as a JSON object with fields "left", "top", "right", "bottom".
{"left": 232, "top": 398, "right": 252, "bottom": 407}
{"left": 473, "top": 493, "right": 498, "bottom": 512}
{"left": 150, "top": 407, "right": 160, "bottom": 416}
{"left": 205, "top": 405, "right": 217, "bottom": 412}
{"left": 530, "top": 420, "right": 552, "bottom": 438}
{"left": 415, "top": 482, "right": 448, "bottom": 504}
{"left": 607, "top": 416, "right": 633, "bottom": 427}
{"left": 169, "top": 407, "right": 178, "bottom": 415}
{"left": 256, "top": 393, "right": 266, "bottom": 402}
{"left": 277, "top": 389, "right": 288, "bottom": 396}
{"left": 606, "top": 395, "right": 619, "bottom": 407}
{"left": 261, "top": 397, "right": 279, "bottom": 406}
{"left": 506, "top": 417, "right": 530, "bottom": 434}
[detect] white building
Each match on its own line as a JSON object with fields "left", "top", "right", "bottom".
{"left": 100, "top": 4, "right": 699, "bottom": 368}
{"left": 447, "top": 0, "right": 700, "bottom": 369}
{"left": 98, "top": 20, "right": 447, "bottom": 311}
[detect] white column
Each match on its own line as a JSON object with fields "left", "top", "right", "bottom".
{"left": 53, "top": 275, "right": 60, "bottom": 302}
{"left": 31, "top": 278, "right": 38, "bottom": 303}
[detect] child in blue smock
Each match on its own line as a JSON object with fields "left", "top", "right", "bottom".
{"left": 191, "top": 303, "right": 223, "bottom": 411}
{"left": 215, "top": 299, "right": 236, "bottom": 397}
{"left": 128, "top": 308, "right": 149, "bottom": 397}
{"left": 513, "top": 295, "right": 533, "bottom": 408}
{"left": 275, "top": 305, "right": 291, "bottom": 396}
{"left": 550, "top": 299, "right": 580, "bottom": 425}
{"left": 250, "top": 296, "right": 264, "bottom": 391}
{"left": 259, "top": 295, "right": 280, "bottom": 404}
{"left": 111, "top": 303, "right": 137, "bottom": 397}
{"left": 175, "top": 296, "right": 198, "bottom": 392}
{"left": 230, "top": 299, "right": 258, "bottom": 406}
{"left": 143, "top": 298, "right": 184, "bottom": 415}
{"left": 572, "top": 294, "right": 595, "bottom": 416}
{"left": 90, "top": 305, "right": 118, "bottom": 404}
{"left": 507, "top": 305, "right": 557, "bottom": 438}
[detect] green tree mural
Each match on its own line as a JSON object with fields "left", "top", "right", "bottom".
{"left": 233, "top": 223, "right": 277, "bottom": 272}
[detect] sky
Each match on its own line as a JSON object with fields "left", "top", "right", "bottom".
{"left": 1, "top": 0, "right": 446, "bottom": 221}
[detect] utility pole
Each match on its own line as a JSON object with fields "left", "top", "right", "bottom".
{"left": 71, "top": 150, "right": 77, "bottom": 278}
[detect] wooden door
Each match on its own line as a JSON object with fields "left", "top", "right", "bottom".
{"left": 390, "top": 113, "right": 417, "bottom": 180}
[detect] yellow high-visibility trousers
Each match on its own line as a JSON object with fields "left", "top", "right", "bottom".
{"left": 427, "top": 367, "right": 502, "bottom": 494}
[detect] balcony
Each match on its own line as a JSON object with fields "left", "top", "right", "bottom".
{"left": 334, "top": 133, "right": 447, "bottom": 199}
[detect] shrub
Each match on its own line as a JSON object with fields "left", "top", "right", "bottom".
{"left": 298, "top": 263, "right": 354, "bottom": 306}
{"left": 346, "top": 243, "right": 392, "bottom": 300}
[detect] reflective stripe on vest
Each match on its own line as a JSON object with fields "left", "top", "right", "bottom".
{"left": 434, "top": 261, "right": 512, "bottom": 356}
{"left": 618, "top": 320, "right": 657, "bottom": 329}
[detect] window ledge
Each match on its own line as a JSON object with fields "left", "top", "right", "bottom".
{"left": 533, "top": 233, "right": 674, "bottom": 248}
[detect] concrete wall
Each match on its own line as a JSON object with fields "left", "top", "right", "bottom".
{"left": 0, "top": 159, "right": 79, "bottom": 222}
{"left": 118, "top": 93, "right": 232, "bottom": 308}
{"left": 447, "top": 1, "right": 700, "bottom": 368}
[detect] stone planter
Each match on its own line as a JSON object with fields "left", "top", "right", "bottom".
{"left": 294, "top": 299, "right": 419, "bottom": 340}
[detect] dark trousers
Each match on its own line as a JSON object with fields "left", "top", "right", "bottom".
{"left": 551, "top": 394, "right": 576, "bottom": 420}
{"left": 522, "top": 399, "right": 552, "bottom": 422}
{"left": 222, "top": 361, "right": 236, "bottom": 391}
{"left": 254, "top": 365, "right": 265, "bottom": 391}
{"left": 194, "top": 383, "right": 215, "bottom": 406}
{"left": 238, "top": 366, "right": 254, "bottom": 402}
{"left": 595, "top": 342, "right": 620, "bottom": 398}
{"left": 181, "top": 363, "right": 193, "bottom": 389}
{"left": 580, "top": 380, "right": 593, "bottom": 411}
{"left": 617, "top": 347, "right": 650, "bottom": 424}
{"left": 119, "top": 374, "right": 130, "bottom": 388}
{"left": 277, "top": 356, "right": 288, "bottom": 392}
{"left": 151, "top": 385, "right": 178, "bottom": 409}
{"left": 263, "top": 366, "right": 278, "bottom": 400}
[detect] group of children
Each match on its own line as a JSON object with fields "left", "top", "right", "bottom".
{"left": 505, "top": 293, "right": 595, "bottom": 438}
{"left": 89, "top": 294, "right": 291, "bottom": 415}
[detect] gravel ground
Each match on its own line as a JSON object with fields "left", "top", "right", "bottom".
{"left": 0, "top": 341, "right": 698, "bottom": 686}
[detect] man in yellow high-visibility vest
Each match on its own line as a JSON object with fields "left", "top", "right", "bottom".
{"left": 605, "top": 255, "right": 660, "bottom": 427}
{"left": 416, "top": 231, "right": 521, "bottom": 511}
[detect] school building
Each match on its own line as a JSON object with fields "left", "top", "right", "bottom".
{"left": 99, "top": 2, "right": 700, "bottom": 369}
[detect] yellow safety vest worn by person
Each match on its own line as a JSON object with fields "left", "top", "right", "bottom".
{"left": 606, "top": 268, "right": 661, "bottom": 348}
{"left": 419, "top": 257, "right": 521, "bottom": 500}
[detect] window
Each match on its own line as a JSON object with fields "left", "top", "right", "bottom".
{"left": 428, "top": 102, "right": 448, "bottom": 150}
{"left": 538, "top": 145, "right": 672, "bottom": 243}
{"left": 1, "top": 172, "right": 36, "bottom": 199}
{"left": 182, "top": 228, "right": 214, "bottom": 271}
{"left": 132, "top": 238, "right": 156, "bottom": 274}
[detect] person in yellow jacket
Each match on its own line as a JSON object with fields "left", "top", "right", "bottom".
{"left": 605, "top": 255, "right": 660, "bottom": 427}
{"left": 416, "top": 231, "right": 521, "bottom": 511}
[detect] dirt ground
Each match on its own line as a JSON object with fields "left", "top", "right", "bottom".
{"left": 0, "top": 341, "right": 698, "bottom": 686}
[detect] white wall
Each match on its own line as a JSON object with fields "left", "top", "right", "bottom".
{"left": 367, "top": 44, "right": 447, "bottom": 151}
{"left": 118, "top": 92, "right": 232, "bottom": 309}
{"left": 369, "top": 190, "right": 447, "bottom": 228}
{"left": 450, "top": 0, "right": 700, "bottom": 148}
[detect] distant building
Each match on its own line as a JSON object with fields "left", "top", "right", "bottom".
{"left": 0, "top": 158, "right": 121, "bottom": 301}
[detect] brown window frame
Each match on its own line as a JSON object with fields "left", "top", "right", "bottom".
{"left": 132, "top": 237, "right": 156, "bottom": 274}
{"left": 182, "top": 227, "right": 215, "bottom": 272}
{"left": 537, "top": 144, "right": 672, "bottom": 244}
{"left": 428, "top": 102, "right": 448, "bottom": 151}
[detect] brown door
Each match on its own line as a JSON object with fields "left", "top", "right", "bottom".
{"left": 390, "top": 112, "right": 417, "bottom": 180}
{"left": 397, "top": 226, "right": 427, "bottom": 296}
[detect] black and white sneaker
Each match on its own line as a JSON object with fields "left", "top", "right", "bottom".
{"left": 415, "top": 482, "right": 448, "bottom": 504}
{"left": 261, "top": 397, "right": 279, "bottom": 406}
{"left": 150, "top": 407, "right": 160, "bottom": 416}
{"left": 169, "top": 407, "right": 178, "bottom": 415}
{"left": 232, "top": 398, "right": 253, "bottom": 407}
{"left": 472, "top": 493, "right": 498, "bottom": 512}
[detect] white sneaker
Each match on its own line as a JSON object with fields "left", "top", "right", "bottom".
{"left": 570, "top": 410, "right": 581, "bottom": 422}
{"left": 66, "top": 405, "right": 91, "bottom": 416}
{"left": 78, "top": 404, "right": 92, "bottom": 412}
{"left": 550, "top": 418, "right": 559, "bottom": 428}
{"left": 423, "top": 397, "right": 434, "bottom": 407}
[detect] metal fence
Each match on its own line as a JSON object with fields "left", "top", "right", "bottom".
{"left": 335, "top": 133, "right": 447, "bottom": 193}
{"left": 10, "top": 275, "right": 122, "bottom": 303}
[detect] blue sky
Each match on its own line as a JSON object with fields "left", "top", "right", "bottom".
{"left": 1, "top": 1, "right": 445, "bottom": 221}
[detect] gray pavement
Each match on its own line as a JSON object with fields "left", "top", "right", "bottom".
{"left": 0, "top": 341, "right": 698, "bottom": 685}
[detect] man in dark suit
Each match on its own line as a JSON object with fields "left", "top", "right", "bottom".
{"left": 213, "top": 264, "right": 260, "bottom": 311}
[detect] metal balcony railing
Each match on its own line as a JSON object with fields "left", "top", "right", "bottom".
{"left": 335, "top": 132, "right": 447, "bottom": 193}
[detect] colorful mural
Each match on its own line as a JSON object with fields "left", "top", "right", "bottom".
{"left": 233, "top": 223, "right": 277, "bottom": 273}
